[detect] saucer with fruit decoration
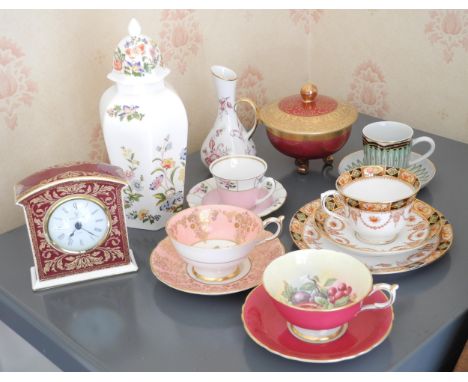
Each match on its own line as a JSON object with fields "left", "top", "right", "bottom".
{"left": 149, "top": 231, "right": 285, "bottom": 295}
{"left": 242, "top": 285, "right": 394, "bottom": 363}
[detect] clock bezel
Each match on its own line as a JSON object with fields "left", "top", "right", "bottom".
{"left": 44, "top": 194, "right": 112, "bottom": 255}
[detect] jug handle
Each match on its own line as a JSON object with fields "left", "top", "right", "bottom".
{"left": 234, "top": 97, "right": 258, "bottom": 140}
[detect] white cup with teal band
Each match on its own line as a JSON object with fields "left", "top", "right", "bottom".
{"left": 362, "top": 121, "right": 435, "bottom": 168}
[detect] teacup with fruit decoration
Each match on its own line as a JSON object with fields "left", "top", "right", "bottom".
{"left": 166, "top": 204, "right": 284, "bottom": 283}
{"left": 263, "top": 249, "right": 398, "bottom": 344}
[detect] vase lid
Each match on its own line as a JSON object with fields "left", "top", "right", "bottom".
{"left": 259, "top": 83, "right": 358, "bottom": 139}
{"left": 107, "top": 18, "right": 170, "bottom": 84}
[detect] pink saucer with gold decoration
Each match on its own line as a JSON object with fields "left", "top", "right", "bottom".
{"left": 150, "top": 232, "right": 285, "bottom": 295}
{"left": 242, "top": 285, "right": 393, "bottom": 363}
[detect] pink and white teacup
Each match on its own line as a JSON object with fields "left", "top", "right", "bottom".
{"left": 263, "top": 249, "right": 398, "bottom": 344}
{"left": 209, "top": 155, "right": 276, "bottom": 210}
{"left": 166, "top": 204, "right": 284, "bottom": 282}
{"left": 321, "top": 165, "right": 421, "bottom": 245}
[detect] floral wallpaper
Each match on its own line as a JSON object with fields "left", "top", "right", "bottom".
{"left": 424, "top": 10, "right": 468, "bottom": 63}
{"left": 0, "top": 37, "right": 37, "bottom": 130}
{"left": 0, "top": 9, "right": 467, "bottom": 234}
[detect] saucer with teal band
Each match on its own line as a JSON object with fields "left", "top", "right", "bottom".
{"left": 338, "top": 150, "right": 436, "bottom": 188}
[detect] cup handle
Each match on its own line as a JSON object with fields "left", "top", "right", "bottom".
{"left": 254, "top": 177, "right": 276, "bottom": 206}
{"left": 257, "top": 215, "right": 284, "bottom": 245}
{"left": 409, "top": 136, "right": 435, "bottom": 166}
{"left": 320, "top": 190, "right": 347, "bottom": 221}
{"left": 234, "top": 97, "right": 258, "bottom": 140}
{"left": 360, "top": 283, "right": 399, "bottom": 312}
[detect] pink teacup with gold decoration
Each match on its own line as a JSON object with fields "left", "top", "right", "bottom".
{"left": 209, "top": 155, "right": 276, "bottom": 210}
{"left": 263, "top": 249, "right": 398, "bottom": 344}
{"left": 321, "top": 165, "right": 420, "bottom": 245}
{"left": 166, "top": 205, "right": 284, "bottom": 282}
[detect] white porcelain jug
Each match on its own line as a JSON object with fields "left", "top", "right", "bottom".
{"left": 99, "top": 19, "right": 188, "bottom": 231}
{"left": 200, "top": 65, "right": 258, "bottom": 167}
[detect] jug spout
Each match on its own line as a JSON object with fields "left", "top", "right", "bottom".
{"left": 211, "top": 65, "right": 237, "bottom": 100}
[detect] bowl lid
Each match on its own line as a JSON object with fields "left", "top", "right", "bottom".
{"left": 259, "top": 83, "right": 358, "bottom": 138}
{"left": 107, "top": 18, "right": 170, "bottom": 84}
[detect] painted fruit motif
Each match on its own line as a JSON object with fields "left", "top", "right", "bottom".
{"left": 281, "top": 275, "right": 356, "bottom": 310}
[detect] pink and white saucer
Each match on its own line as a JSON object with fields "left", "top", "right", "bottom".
{"left": 186, "top": 177, "right": 287, "bottom": 217}
{"left": 150, "top": 232, "right": 285, "bottom": 295}
{"left": 242, "top": 285, "right": 394, "bottom": 363}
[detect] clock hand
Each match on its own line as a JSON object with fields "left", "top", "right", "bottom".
{"left": 69, "top": 229, "right": 76, "bottom": 238}
{"left": 82, "top": 228, "right": 97, "bottom": 237}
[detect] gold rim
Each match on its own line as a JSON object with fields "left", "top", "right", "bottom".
{"left": 191, "top": 266, "right": 241, "bottom": 283}
{"left": 241, "top": 285, "right": 395, "bottom": 363}
{"left": 262, "top": 255, "right": 373, "bottom": 313}
{"left": 289, "top": 199, "right": 453, "bottom": 275}
{"left": 165, "top": 204, "right": 264, "bottom": 247}
{"left": 209, "top": 154, "right": 267, "bottom": 181}
{"left": 149, "top": 237, "right": 286, "bottom": 296}
{"left": 336, "top": 167, "right": 421, "bottom": 205}
{"left": 43, "top": 194, "right": 112, "bottom": 254}
{"left": 211, "top": 66, "right": 237, "bottom": 81}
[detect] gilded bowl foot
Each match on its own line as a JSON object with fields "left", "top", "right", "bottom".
{"left": 295, "top": 158, "right": 309, "bottom": 175}
{"left": 323, "top": 155, "right": 334, "bottom": 166}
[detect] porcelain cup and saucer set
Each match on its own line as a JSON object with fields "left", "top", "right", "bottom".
{"left": 150, "top": 154, "right": 287, "bottom": 295}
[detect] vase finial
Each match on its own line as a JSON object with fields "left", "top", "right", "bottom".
{"left": 128, "top": 18, "right": 141, "bottom": 36}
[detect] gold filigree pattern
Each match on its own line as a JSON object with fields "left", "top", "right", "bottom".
{"left": 259, "top": 101, "right": 357, "bottom": 140}
{"left": 19, "top": 178, "right": 130, "bottom": 280}
{"left": 167, "top": 207, "right": 261, "bottom": 244}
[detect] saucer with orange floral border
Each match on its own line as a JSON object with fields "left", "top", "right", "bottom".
{"left": 242, "top": 285, "right": 394, "bottom": 363}
{"left": 150, "top": 231, "right": 285, "bottom": 295}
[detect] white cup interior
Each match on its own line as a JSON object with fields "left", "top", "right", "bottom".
{"left": 211, "top": 65, "right": 237, "bottom": 81}
{"left": 210, "top": 155, "right": 266, "bottom": 180}
{"left": 363, "top": 121, "right": 414, "bottom": 143}
{"left": 341, "top": 177, "right": 416, "bottom": 202}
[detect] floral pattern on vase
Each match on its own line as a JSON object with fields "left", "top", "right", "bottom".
{"left": 237, "top": 66, "right": 267, "bottom": 129}
{"left": 113, "top": 35, "right": 161, "bottom": 77}
{"left": 107, "top": 105, "right": 145, "bottom": 122}
{"left": 120, "top": 136, "right": 186, "bottom": 225}
{"left": 88, "top": 123, "right": 109, "bottom": 163}
{"left": 120, "top": 147, "right": 160, "bottom": 224}
{"left": 347, "top": 60, "right": 389, "bottom": 118}
{"left": 0, "top": 36, "right": 38, "bottom": 130}
{"left": 159, "top": 10, "right": 203, "bottom": 75}
{"left": 424, "top": 10, "right": 468, "bottom": 63}
{"left": 289, "top": 10, "right": 324, "bottom": 34}
{"left": 151, "top": 134, "right": 186, "bottom": 214}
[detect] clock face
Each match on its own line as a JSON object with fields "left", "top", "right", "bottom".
{"left": 46, "top": 196, "right": 110, "bottom": 253}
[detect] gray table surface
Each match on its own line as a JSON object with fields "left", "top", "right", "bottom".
{"left": 1, "top": 114, "right": 468, "bottom": 371}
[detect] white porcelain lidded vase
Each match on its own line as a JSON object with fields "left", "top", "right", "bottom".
{"left": 100, "top": 18, "right": 188, "bottom": 231}
{"left": 201, "top": 65, "right": 258, "bottom": 167}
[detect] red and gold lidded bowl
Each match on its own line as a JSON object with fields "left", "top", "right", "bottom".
{"left": 258, "top": 83, "right": 358, "bottom": 174}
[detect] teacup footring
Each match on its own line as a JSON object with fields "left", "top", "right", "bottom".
{"left": 287, "top": 322, "right": 348, "bottom": 344}
{"left": 191, "top": 266, "right": 241, "bottom": 283}
{"left": 355, "top": 232, "right": 398, "bottom": 246}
